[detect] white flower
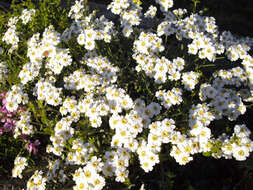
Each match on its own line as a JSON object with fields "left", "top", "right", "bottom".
{"left": 12, "top": 156, "right": 28, "bottom": 179}
{"left": 27, "top": 170, "right": 47, "bottom": 190}
{"left": 234, "top": 124, "right": 251, "bottom": 138}
{"left": 20, "top": 9, "right": 36, "bottom": 24}
{"left": 144, "top": 5, "right": 157, "bottom": 18}
{"left": 156, "top": 0, "right": 173, "bottom": 12}
{"left": 232, "top": 145, "right": 249, "bottom": 161}
{"left": 115, "top": 168, "right": 129, "bottom": 182}
{"left": 85, "top": 39, "right": 95, "bottom": 50}
{"left": 77, "top": 33, "right": 85, "bottom": 45}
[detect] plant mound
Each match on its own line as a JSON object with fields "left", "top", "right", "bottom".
{"left": 0, "top": 0, "right": 253, "bottom": 189}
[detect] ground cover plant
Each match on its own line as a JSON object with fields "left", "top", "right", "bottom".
{"left": 0, "top": 0, "right": 253, "bottom": 189}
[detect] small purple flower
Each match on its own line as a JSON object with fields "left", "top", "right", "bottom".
{"left": 0, "top": 120, "right": 15, "bottom": 135}
{"left": 19, "top": 134, "right": 30, "bottom": 140}
{"left": 4, "top": 120, "right": 15, "bottom": 130}
{"left": 26, "top": 140, "right": 40, "bottom": 155}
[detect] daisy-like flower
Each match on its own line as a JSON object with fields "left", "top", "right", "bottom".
{"left": 144, "top": 5, "right": 157, "bottom": 18}
{"left": 232, "top": 145, "right": 249, "bottom": 161}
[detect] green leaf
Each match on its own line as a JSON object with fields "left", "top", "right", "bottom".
{"left": 202, "top": 151, "right": 211, "bottom": 157}
{"left": 28, "top": 101, "right": 36, "bottom": 115}
{"left": 43, "top": 126, "right": 53, "bottom": 135}
{"left": 167, "top": 171, "right": 176, "bottom": 178}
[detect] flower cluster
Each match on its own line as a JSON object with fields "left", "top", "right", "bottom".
{"left": 12, "top": 156, "right": 28, "bottom": 179}
{"left": 188, "top": 103, "right": 215, "bottom": 138}
{"left": 68, "top": 0, "right": 88, "bottom": 21}
{"left": 47, "top": 116, "right": 74, "bottom": 156}
{"left": 139, "top": 119, "right": 176, "bottom": 170}
{"left": 5, "top": 85, "right": 28, "bottom": 112}
{"left": 82, "top": 52, "right": 119, "bottom": 84}
{"left": 27, "top": 170, "right": 47, "bottom": 190}
{"left": 181, "top": 71, "right": 200, "bottom": 91}
{"left": 0, "top": 0, "right": 252, "bottom": 189}
{"left": 172, "top": 8, "right": 187, "bottom": 17}
{"left": 67, "top": 6, "right": 116, "bottom": 45}
{"left": 168, "top": 102, "right": 251, "bottom": 164}
{"left": 64, "top": 52, "right": 119, "bottom": 92}
{"left": 66, "top": 139, "right": 94, "bottom": 165}
{"left": 2, "top": 17, "right": 19, "bottom": 52}
{"left": 108, "top": 0, "right": 143, "bottom": 37}
{"left": 20, "top": 9, "right": 36, "bottom": 24}
{"left": 22, "top": 25, "right": 71, "bottom": 81}
{"left": 168, "top": 57, "right": 185, "bottom": 81}
{"left": 35, "top": 79, "right": 62, "bottom": 106}
{"left": 155, "top": 0, "right": 173, "bottom": 12}
{"left": 134, "top": 32, "right": 164, "bottom": 55}
{"left": 162, "top": 104, "right": 213, "bottom": 165}
{"left": 107, "top": 100, "right": 164, "bottom": 172}
{"left": 220, "top": 124, "right": 253, "bottom": 161}
{"left": 133, "top": 32, "right": 195, "bottom": 86}
{"left": 155, "top": 9, "right": 253, "bottom": 99}
{"left": 158, "top": 14, "right": 222, "bottom": 61}
{"left": 60, "top": 97, "right": 80, "bottom": 120}
{"left": 73, "top": 163, "right": 105, "bottom": 190}
{"left": 14, "top": 111, "right": 34, "bottom": 138}
{"left": 222, "top": 36, "right": 253, "bottom": 97}
{"left": 47, "top": 159, "right": 67, "bottom": 183}
{"left": 144, "top": 5, "right": 157, "bottom": 18}
{"left": 77, "top": 27, "right": 97, "bottom": 50}
{"left": 199, "top": 69, "right": 248, "bottom": 121}
{"left": 67, "top": 1, "right": 116, "bottom": 49}
{"left": 133, "top": 32, "right": 173, "bottom": 83}
{"left": 2, "top": 9, "right": 35, "bottom": 53}
{"left": 102, "top": 148, "right": 130, "bottom": 182}
{"left": 156, "top": 88, "right": 183, "bottom": 109}
{"left": 0, "top": 91, "right": 25, "bottom": 135}
{"left": 64, "top": 69, "right": 101, "bottom": 92}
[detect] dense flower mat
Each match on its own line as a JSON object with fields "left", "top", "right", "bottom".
{"left": 0, "top": 0, "right": 253, "bottom": 189}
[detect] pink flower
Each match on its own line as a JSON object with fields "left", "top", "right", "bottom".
{"left": 0, "top": 91, "right": 6, "bottom": 97}
{"left": 26, "top": 140, "right": 40, "bottom": 155}
{"left": 2, "top": 97, "right": 6, "bottom": 106}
